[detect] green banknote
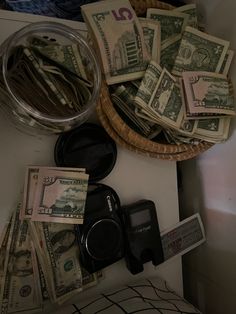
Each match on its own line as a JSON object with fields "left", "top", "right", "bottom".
{"left": 161, "top": 84, "right": 184, "bottom": 128}
{"left": 81, "top": 267, "right": 97, "bottom": 289}
{"left": 30, "top": 221, "right": 82, "bottom": 304}
{"left": 161, "top": 34, "right": 181, "bottom": 72}
{"left": 139, "top": 17, "right": 161, "bottom": 63}
{"left": 112, "top": 85, "right": 151, "bottom": 136}
{"left": 134, "top": 60, "right": 162, "bottom": 109}
{"left": 36, "top": 44, "right": 88, "bottom": 79}
{"left": 172, "top": 26, "right": 229, "bottom": 76}
{"left": 147, "top": 8, "right": 188, "bottom": 42}
{"left": 148, "top": 69, "right": 184, "bottom": 129}
{"left": 219, "top": 49, "right": 235, "bottom": 75}
{"left": 174, "top": 3, "right": 198, "bottom": 28}
{"left": 194, "top": 117, "right": 231, "bottom": 143}
{"left": 179, "top": 119, "right": 197, "bottom": 136}
{"left": 23, "top": 47, "right": 68, "bottom": 106}
{"left": 0, "top": 207, "right": 42, "bottom": 314}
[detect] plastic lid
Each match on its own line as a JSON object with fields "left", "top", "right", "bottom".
{"left": 54, "top": 123, "right": 117, "bottom": 182}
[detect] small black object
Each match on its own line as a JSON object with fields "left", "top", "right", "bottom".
{"left": 75, "top": 183, "right": 124, "bottom": 273}
{"left": 54, "top": 123, "right": 117, "bottom": 182}
{"left": 121, "top": 200, "right": 164, "bottom": 275}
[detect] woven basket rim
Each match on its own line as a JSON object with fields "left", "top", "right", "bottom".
{"left": 100, "top": 82, "right": 213, "bottom": 155}
{"left": 97, "top": 101, "right": 213, "bottom": 161}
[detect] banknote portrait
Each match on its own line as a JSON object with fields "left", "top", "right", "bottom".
{"left": 51, "top": 229, "right": 76, "bottom": 254}
{"left": 7, "top": 250, "right": 33, "bottom": 277}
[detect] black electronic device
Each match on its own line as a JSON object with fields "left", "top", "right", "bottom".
{"left": 76, "top": 184, "right": 124, "bottom": 273}
{"left": 121, "top": 200, "right": 164, "bottom": 274}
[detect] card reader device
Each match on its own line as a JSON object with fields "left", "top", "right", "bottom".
{"left": 120, "top": 200, "right": 164, "bottom": 274}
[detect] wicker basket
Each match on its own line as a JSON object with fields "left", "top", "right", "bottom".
{"left": 96, "top": 0, "right": 213, "bottom": 161}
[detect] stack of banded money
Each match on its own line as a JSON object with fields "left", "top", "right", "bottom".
{"left": 0, "top": 167, "right": 102, "bottom": 312}
{"left": 81, "top": 0, "right": 235, "bottom": 144}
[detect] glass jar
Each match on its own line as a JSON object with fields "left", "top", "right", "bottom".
{"left": 0, "top": 21, "right": 101, "bottom": 134}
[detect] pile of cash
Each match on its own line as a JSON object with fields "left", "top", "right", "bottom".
{"left": 0, "top": 167, "right": 101, "bottom": 313}
{"left": 82, "top": 0, "right": 235, "bottom": 144}
{"left": 0, "top": 34, "right": 93, "bottom": 132}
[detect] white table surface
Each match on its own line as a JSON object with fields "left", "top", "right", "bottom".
{"left": 0, "top": 9, "right": 183, "bottom": 303}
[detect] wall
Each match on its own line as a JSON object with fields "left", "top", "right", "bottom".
{"left": 179, "top": 1, "right": 236, "bottom": 313}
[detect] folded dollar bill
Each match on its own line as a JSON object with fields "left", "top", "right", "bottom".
{"left": 0, "top": 206, "right": 43, "bottom": 313}
{"left": 30, "top": 221, "right": 83, "bottom": 304}
{"left": 147, "top": 8, "right": 189, "bottom": 43}
{"left": 81, "top": 0, "right": 150, "bottom": 84}
{"left": 148, "top": 68, "right": 184, "bottom": 129}
{"left": 182, "top": 71, "right": 235, "bottom": 116}
{"left": 139, "top": 17, "right": 161, "bottom": 64}
{"left": 172, "top": 26, "right": 229, "bottom": 76}
{"left": 219, "top": 49, "right": 235, "bottom": 75}
{"left": 194, "top": 117, "right": 231, "bottom": 143}
{"left": 173, "top": 4, "right": 198, "bottom": 29}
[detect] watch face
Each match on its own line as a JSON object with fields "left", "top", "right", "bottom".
{"left": 85, "top": 219, "right": 123, "bottom": 261}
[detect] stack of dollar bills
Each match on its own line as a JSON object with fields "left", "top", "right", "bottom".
{"left": 81, "top": 0, "right": 235, "bottom": 144}
{"left": 0, "top": 35, "right": 93, "bottom": 132}
{"left": 0, "top": 167, "right": 102, "bottom": 313}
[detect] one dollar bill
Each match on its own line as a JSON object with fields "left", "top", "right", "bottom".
{"left": 172, "top": 26, "right": 230, "bottom": 76}
{"left": 139, "top": 17, "right": 161, "bottom": 64}
{"left": 134, "top": 60, "right": 162, "bottom": 110}
{"left": 147, "top": 8, "right": 189, "bottom": 43}
{"left": 174, "top": 3, "right": 198, "bottom": 29}
{"left": 30, "top": 221, "right": 82, "bottom": 304}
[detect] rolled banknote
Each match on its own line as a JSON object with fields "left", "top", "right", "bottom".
{"left": 81, "top": 0, "right": 150, "bottom": 84}
{"left": 34, "top": 44, "right": 88, "bottom": 80}
{"left": 178, "top": 119, "right": 197, "bottom": 136}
